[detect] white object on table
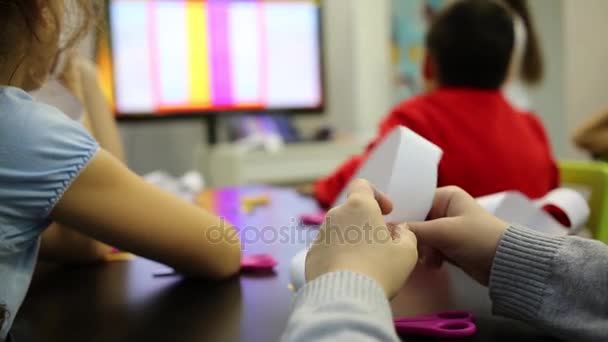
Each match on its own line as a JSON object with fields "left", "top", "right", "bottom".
{"left": 208, "top": 140, "right": 367, "bottom": 187}
{"left": 290, "top": 249, "right": 308, "bottom": 291}
{"left": 143, "top": 170, "right": 205, "bottom": 201}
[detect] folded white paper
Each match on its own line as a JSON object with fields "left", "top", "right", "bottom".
{"left": 477, "top": 188, "right": 590, "bottom": 235}
{"left": 334, "top": 127, "right": 443, "bottom": 223}
{"left": 533, "top": 188, "right": 590, "bottom": 233}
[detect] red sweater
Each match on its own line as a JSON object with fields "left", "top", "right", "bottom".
{"left": 314, "top": 88, "right": 559, "bottom": 208}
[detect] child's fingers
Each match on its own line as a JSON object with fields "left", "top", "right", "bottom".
{"left": 426, "top": 186, "right": 474, "bottom": 220}
{"left": 345, "top": 179, "right": 394, "bottom": 215}
{"left": 373, "top": 188, "right": 393, "bottom": 215}
{"left": 418, "top": 244, "right": 444, "bottom": 268}
{"left": 346, "top": 179, "right": 376, "bottom": 200}
{"left": 409, "top": 217, "right": 461, "bottom": 251}
{"left": 392, "top": 223, "right": 417, "bottom": 248}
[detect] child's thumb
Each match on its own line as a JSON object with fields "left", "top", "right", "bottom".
{"left": 392, "top": 223, "right": 417, "bottom": 246}
{"left": 408, "top": 217, "right": 459, "bottom": 250}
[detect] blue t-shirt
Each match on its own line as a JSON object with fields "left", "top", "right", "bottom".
{"left": 0, "top": 86, "right": 99, "bottom": 338}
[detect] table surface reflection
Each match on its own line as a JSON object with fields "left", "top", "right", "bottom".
{"left": 13, "top": 186, "right": 557, "bottom": 342}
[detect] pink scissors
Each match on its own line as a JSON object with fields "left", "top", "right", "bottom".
{"left": 394, "top": 311, "right": 477, "bottom": 338}
{"left": 300, "top": 211, "right": 327, "bottom": 225}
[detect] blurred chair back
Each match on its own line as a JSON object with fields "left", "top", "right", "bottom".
{"left": 559, "top": 160, "right": 608, "bottom": 242}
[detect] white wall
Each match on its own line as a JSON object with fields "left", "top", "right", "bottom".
{"left": 328, "top": 0, "right": 392, "bottom": 140}
{"left": 527, "top": 0, "right": 608, "bottom": 160}
{"left": 528, "top": 0, "right": 567, "bottom": 158}
{"left": 562, "top": 0, "right": 608, "bottom": 158}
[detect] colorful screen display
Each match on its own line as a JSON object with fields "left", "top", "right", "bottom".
{"left": 107, "top": 0, "right": 323, "bottom": 116}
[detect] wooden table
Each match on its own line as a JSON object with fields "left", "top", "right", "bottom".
{"left": 12, "top": 187, "right": 557, "bottom": 342}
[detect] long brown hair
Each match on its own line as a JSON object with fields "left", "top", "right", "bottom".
{"left": 501, "top": 0, "right": 544, "bottom": 85}
{"left": 0, "top": 0, "right": 100, "bottom": 73}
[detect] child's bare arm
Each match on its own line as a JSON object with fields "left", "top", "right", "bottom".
{"left": 40, "top": 55, "right": 126, "bottom": 264}
{"left": 39, "top": 223, "right": 112, "bottom": 263}
{"left": 50, "top": 149, "right": 242, "bottom": 278}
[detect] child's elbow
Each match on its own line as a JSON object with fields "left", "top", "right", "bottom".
{"left": 177, "top": 228, "right": 242, "bottom": 279}
{"left": 210, "top": 238, "right": 242, "bottom": 279}
{"left": 200, "top": 231, "right": 242, "bottom": 279}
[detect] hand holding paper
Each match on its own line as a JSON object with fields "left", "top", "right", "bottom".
{"left": 409, "top": 187, "right": 509, "bottom": 286}
{"left": 305, "top": 179, "right": 418, "bottom": 298}
{"left": 291, "top": 128, "right": 443, "bottom": 291}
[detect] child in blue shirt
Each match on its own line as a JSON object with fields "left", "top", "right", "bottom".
{"left": 0, "top": 1, "right": 241, "bottom": 338}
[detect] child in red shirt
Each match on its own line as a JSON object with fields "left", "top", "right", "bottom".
{"left": 314, "top": 0, "right": 558, "bottom": 208}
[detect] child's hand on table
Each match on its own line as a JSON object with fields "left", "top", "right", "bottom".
{"left": 305, "top": 179, "right": 419, "bottom": 298}
{"left": 409, "top": 186, "right": 509, "bottom": 286}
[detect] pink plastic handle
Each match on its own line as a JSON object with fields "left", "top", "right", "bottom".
{"left": 395, "top": 320, "right": 477, "bottom": 338}
{"left": 152, "top": 254, "right": 278, "bottom": 277}
{"left": 240, "top": 254, "right": 278, "bottom": 271}
{"left": 300, "top": 211, "right": 327, "bottom": 225}
{"left": 394, "top": 311, "right": 474, "bottom": 323}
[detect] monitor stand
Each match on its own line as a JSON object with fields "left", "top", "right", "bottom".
{"left": 208, "top": 113, "right": 303, "bottom": 147}
{"left": 205, "top": 115, "right": 219, "bottom": 145}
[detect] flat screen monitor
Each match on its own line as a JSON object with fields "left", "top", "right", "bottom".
{"left": 103, "top": 0, "right": 324, "bottom": 117}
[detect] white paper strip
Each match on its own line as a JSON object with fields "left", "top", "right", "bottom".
{"left": 334, "top": 127, "right": 443, "bottom": 223}
{"left": 477, "top": 188, "right": 590, "bottom": 236}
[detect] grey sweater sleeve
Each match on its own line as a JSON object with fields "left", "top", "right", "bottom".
{"left": 281, "top": 271, "right": 400, "bottom": 342}
{"left": 490, "top": 225, "right": 608, "bottom": 341}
